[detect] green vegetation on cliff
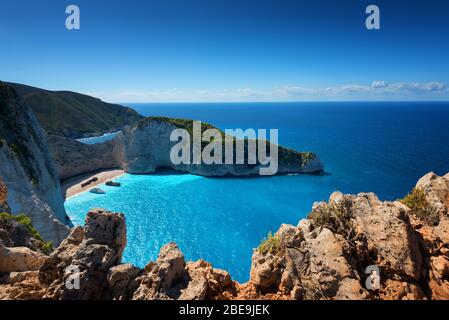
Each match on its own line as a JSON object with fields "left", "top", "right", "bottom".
{"left": 7, "top": 82, "right": 144, "bottom": 138}
{"left": 135, "top": 116, "right": 319, "bottom": 168}
{"left": 0, "top": 212, "right": 53, "bottom": 253}
{"left": 401, "top": 188, "right": 439, "bottom": 225}
{"left": 257, "top": 231, "right": 281, "bottom": 255}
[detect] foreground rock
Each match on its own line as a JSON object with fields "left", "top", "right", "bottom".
{"left": 38, "top": 209, "right": 127, "bottom": 299}
{"left": 0, "top": 172, "right": 448, "bottom": 300}
{"left": 132, "top": 243, "right": 234, "bottom": 300}
{"left": 240, "top": 172, "right": 449, "bottom": 300}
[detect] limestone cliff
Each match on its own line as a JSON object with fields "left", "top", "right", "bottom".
{"left": 0, "top": 83, "right": 69, "bottom": 245}
{"left": 117, "top": 117, "right": 324, "bottom": 176}
{"left": 48, "top": 135, "right": 120, "bottom": 181}
{"left": 49, "top": 116, "right": 323, "bottom": 181}
{"left": 0, "top": 172, "right": 448, "bottom": 300}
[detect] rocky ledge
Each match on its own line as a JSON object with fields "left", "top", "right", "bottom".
{"left": 1, "top": 171, "right": 448, "bottom": 300}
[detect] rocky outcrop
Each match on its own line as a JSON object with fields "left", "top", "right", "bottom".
{"left": 411, "top": 172, "right": 449, "bottom": 299}
{"left": 48, "top": 135, "right": 121, "bottom": 181}
{"left": 38, "top": 209, "right": 127, "bottom": 300}
{"left": 47, "top": 117, "right": 324, "bottom": 182}
{"left": 49, "top": 116, "right": 323, "bottom": 181}
{"left": 0, "top": 172, "right": 448, "bottom": 300}
{"left": 0, "top": 178, "right": 9, "bottom": 213}
{"left": 116, "top": 117, "right": 324, "bottom": 176}
{"left": 132, "top": 243, "right": 234, "bottom": 300}
{"left": 241, "top": 172, "right": 449, "bottom": 300}
{"left": 0, "top": 83, "right": 69, "bottom": 245}
{"left": 0, "top": 244, "right": 47, "bottom": 272}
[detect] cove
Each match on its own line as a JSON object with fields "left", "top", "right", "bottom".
{"left": 64, "top": 171, "right": 335, "bottom": 282}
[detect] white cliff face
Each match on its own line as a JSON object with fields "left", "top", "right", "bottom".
{"left": 116, "top": 118, "right": 324, "bottom": 176}
{"left": 48, "top": 135, "right": 121, "bottom": 181}
{"left": 0, "top": 84, "right": 69, "bottom": 245}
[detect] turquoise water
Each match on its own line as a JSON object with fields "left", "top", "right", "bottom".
{"left": 65, "top": 102, "right": 449, "bottom": 282}
{"left": 76, "top": 131, "right": 121, "bottom": 144}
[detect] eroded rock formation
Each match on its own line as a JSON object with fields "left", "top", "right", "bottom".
{"left": 116, "top": 117, "right": 324, "bottom": 176}
{"left": 49, "top": 117, "right": 324, "bottom": 181}
{"left": 48, "top": 135, "right": 121, "bottom": 181}
{"left": 0, "top": 83, "right": 69, "bottom": 245}
{"left": 0, "top": 172, "right": 448, "bottom": 300}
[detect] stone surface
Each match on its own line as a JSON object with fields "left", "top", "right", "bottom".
{"left": 241, "top": 173, "right": 449, "bottom": 300}
{"left": 48, "top": 135, "right": 121, "bottom": 181}
{"left": 39, "top": 209, "right": 127, "bottom": 300}
{"left": 107, "top": 264, "right": 141, "bottom": 300}
{"left": 0, "top": 243, "right": 47, "bottom": 272}
{"left": 0, "top": 83, "right": 69, "bottom": 245}
{"left": 0, "top": 178, "right": 9, "bottom": 213}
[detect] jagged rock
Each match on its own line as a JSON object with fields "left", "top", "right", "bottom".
{"left": 107, "top": 264, "right": 142, "bottom": 300}
{"left": 38, "top": 226, "right": 85, "bottom": 286}
{"left": 133, "top": 242, "right": 186, "bottom": 300}
{"left": 133, "top": 245, "right": 234, "bottom": 300}
{"left": 0, "top": 178, "right": 10, "bottom": 214}
{"left": 181, "top": 260, "right": 234, "bottom": 300}
{"left": 0, "top": 243, "right": 47, "bottom": 272}
{"left": 0, "top": 271, "right": 46, "bottom": 300}
{"left": 39, "top": 209, "right": 126, "bottom": 300}
{"left": 349, "top": 193, "right": 422, "bottom": 281}
{"left": 416, "top": 172, "right": 449, "bottom": 218}
{"left": 245, "top": 188, "right": 434, "bottom": 300}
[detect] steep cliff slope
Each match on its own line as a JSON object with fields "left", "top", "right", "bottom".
{"left": 7, "top": 82, "right": 143, "bottom": 139}
{"left": 0, "top": 83, "right": 69, "bottom": 245}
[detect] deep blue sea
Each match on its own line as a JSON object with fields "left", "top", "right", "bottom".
{"left": 65, "top": 102, "right": 449, "bottom": 282}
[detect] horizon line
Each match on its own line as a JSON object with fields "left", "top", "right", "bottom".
{"left": 120, "top": 100, "right": 449, "bottom": 105}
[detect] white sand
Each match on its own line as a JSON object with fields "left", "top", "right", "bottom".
{"left": 62, "top": 169, "right": 125, "bottom": 199}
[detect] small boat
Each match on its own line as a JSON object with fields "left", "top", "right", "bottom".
{"left": 81, "top": 177, "right": 99, "bottom": 188}
{"left": 90, "top": 188, "right": 105, "bottom": 194}
{"left": 105, "top": 181, "right": 121, "bottom": 187}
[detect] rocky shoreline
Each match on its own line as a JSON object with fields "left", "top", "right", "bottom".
{"left": 1, "top": 171, "right": 448, "bottom": 300}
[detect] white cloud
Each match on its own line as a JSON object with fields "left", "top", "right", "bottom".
{"left": 88, "top": 81, "right": 449, "bottom": 103}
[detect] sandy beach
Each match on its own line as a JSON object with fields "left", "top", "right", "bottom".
{"left": 62, "top": 169, "right": 125, "bottom": 199}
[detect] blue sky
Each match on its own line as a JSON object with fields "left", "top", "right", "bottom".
{"left": 1, "top": 0, "right": 449, "bottom": 102}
